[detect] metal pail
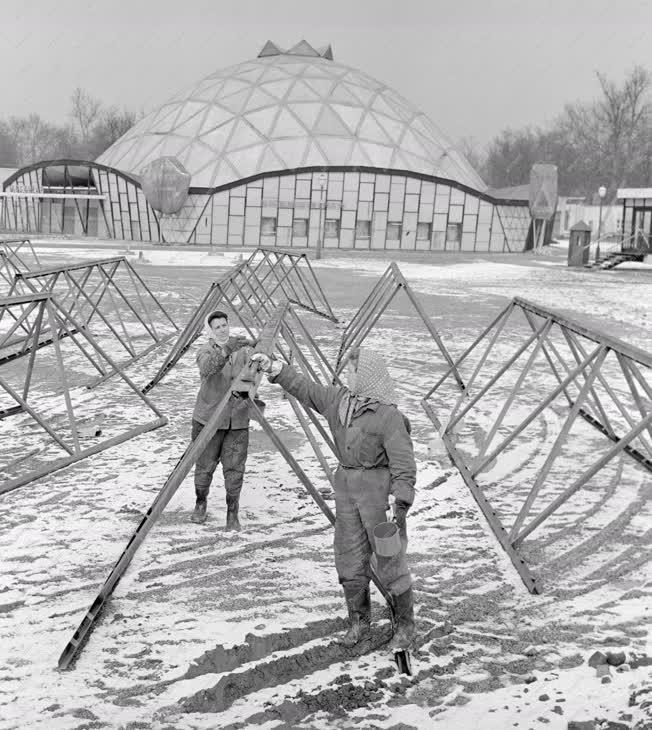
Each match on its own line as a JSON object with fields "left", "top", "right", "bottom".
{"left": 373, "top": 521, "right": 402, "bottom": 557}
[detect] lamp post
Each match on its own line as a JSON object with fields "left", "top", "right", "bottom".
{"left": 316, "top": 172, "right": 327, "bottom": 260}
{"left": 596, "top": 184, "right": 607, "bottom": 262}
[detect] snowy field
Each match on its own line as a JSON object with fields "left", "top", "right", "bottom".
{"left": 0, "top": 242, "right": 650, "bottom": 730}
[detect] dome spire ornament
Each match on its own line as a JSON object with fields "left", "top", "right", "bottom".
{"left": 257, "top": 40, "right": 334, "bottom": 60}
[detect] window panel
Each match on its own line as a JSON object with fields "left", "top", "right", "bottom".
{"left": 375, "top": 193, "right": 389, "bottom": 211}
{"left": 463, "top": 214, "right": 477, "bottom": 233}
{"left": 375, "top": 175, "right": 390, "bottom": 193}
{"left": 229, "top": 196, "right": 245, "bottom": 215}
{"left": 448, "top": 205, "right": 464, "bottom": 223}
{"left": 355, "top": 220, "right": 371, "bottom": 238}
{"left": 406, "top": 177, "right": 421, "bottom": 194}
{"left": 245, "top": 206, "right": 261, "bottom": 225}
{"left": 328, "top": 180, "right": 343, "bottom": 200}
{"left": 341, "top": 210, "right": 356, "bottom": 228}
{"left": 418, "top": 202, "right": 433, "bottom": 221}
{"left": 278, "top": 208, "right": 292, "bottom": 227}
{"left": 416, "top": 222, "right": 431, "bottom": 240}
{"left": 343, "top": 190, "right": 358, "bottom": 210}
{"left": 359, "top": 182, "right": 374, "bottom": 202}
{"left": 387, "top": 222, "right": 402, "bottom": 240}
{"left": 246, "top": 186, "right": 262, "bottom": 206}
{"left": 261, "top": 216, "right": 277, "bottom": 235}
{"left": 388, "top": 202, "right": 403, "bottom": 221}
{"left": 446, "top": 222, "right": 461, "bottom": 245}
{"left": 244, "top": 226, "right": 259, "bottom": 245}
{"left": 292, "top": 218, "right": 308, "bottom": 237}
{"left": 433, "top": 213, "right": 448, "bottom": 231}
{"left": 461, "top": 232, "right": 475, "bottom": 251}
{"left": 344, "top": 172, "right": 360, "bottom": 191}
{"left": 405, "top": 194, "right": 419, "bottom": 213}
{"left": 434, "top": 189, "right": 450, "bottom": 213}
{"left": 465, "top": 194, "right": 479, "bottom": 214}
{"left": 450, "top": 187, "right": 465, "bottom": 205}
{"left": 358, "top": 201, "right": 372, "bottom": 219}
{"left": 340, "top": 228, "right": 354, "bottom": 248}
{"left": 324, "top": 219, "right": 339, "bottom": 238}
{"left": 296, "top": 179, "right": 311, "bottom": 198}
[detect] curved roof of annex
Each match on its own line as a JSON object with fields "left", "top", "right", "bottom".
{"left": 96, "top": 41, "right": 487, "bottom": 192}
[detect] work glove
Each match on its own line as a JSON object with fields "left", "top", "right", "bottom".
{"left": 251, "top": 352, "right": 283, "bottom": 377}
{"left": 392, "top": 500, "right": 410, "bottom": 532}
{"left": 223, "top": 335, "right": 252, "bottom": 356}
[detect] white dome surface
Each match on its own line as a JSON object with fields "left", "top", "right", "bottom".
{"left": 97, "top": 47, "right": 486, "bottom": 191}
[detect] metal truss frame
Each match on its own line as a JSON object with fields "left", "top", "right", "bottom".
{"left": 335, "top": 261, "right": 464, "bottom": 391}
{"left": 421, "top": 296, "right": 652, "bottom": 594}
{"left": 58, "top": 301, "right": 403, "bottom": 671}
{"left": 0, "top": 293, "right": 167, "bottom": 496}
{"left": 143, "top": 247, "right": 336, "bottom": 393}
{"left": 0, "top": 237, "right": 41, "bottom": 272}
{"left": 3, "top": 256, "right": 179, "bottom": 382}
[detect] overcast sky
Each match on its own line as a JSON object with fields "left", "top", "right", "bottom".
{"left": 1, "top": 0, "right": 650, "bottom": 148}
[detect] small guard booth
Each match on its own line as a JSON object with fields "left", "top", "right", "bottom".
{"left": 568, "top": 221, "right": 591, "bottom": 267}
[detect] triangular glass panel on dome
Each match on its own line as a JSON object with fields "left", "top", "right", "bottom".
{"left": 270, "top": 107, "right": 309, "bottom": 138}
{"left": 287, "top": 40, "right": 320, "bottom": 57}
{"left": 328, "top": 83, "right": 362, "bottom": 105}
{"left": 390, "top": 150, "right": 411, "bottom": 170}
{"left": 193, "top": 79, "right": 224, "bottom": 102}
{"left": 301, "top": 63, "right": 336, "bottom": 80}
{"left": 198, "top": 106, "right": 233, "bottom": 135}
{"left": 370, "top": 93, "right": 400, "bottom": 120}
{"left": 411, "top": 114, "right": 438, "bottom": 141}
{"left": 259, "top": 65, "right": 294, "bottom": 83}
{"left": 285, "top": 80, "right": 322, "bottom": 102}
{"left": 219, "top": 88, "right": 254, "bottom": 115}
{"left": 359, "top": 142, "right": 394, "bottom": 168}
{"left": 245, "top": 86, "right": 280, "bottom": 111}
{"left": 174, "top": 108, "right": 210, "bottom": 138}
{"left": 314, "top": 137, "right": 353, "bottom": 165}
{"left": 102, "top": 137, "right": 140, "bottom": 169}
{"left": 349, "top": 141, "right": 374, "bottom": 166}
{"left": 303, "top": 77, "right": 335, "bottom": 99}
{"left": 181, "top": 141, "right": 213, "bottom": 175}
{"left": 302, "top": 141, "right": 330, "bottom": 166}
{"left": 235, "top": 67, "right": 267, "bottom": 85}
{"left": 399, "top": 151, "right": 430, "bottom": 174}
{"left": 157, "top": 133, "right": 187, "bottom": 159}
{"left": 272, "top": 138, "right": 309, "bottom": 169}
{"left": 330, "top": 104, "right": 363, "bottom": 134}
{"left": 221, "top": 78, "right": 253, "bottom": 98}
{"left": 173, "top": 101, "right": 210, "bottom": 130}
{"left": 374, "top": 113, "right": 406, "bottom": 145}
{"left": 260, "top": 79, "right": 294, "bottom": 100}
{"left": 226, "top": 146, "right": 263, "bottom": 179}
{"left": 399, "top": 128, "right": 430, "bottom": 159}
{"left": 132, "top": 138, "right": 167, "bottom": 173}
{"left": 207, "top": 160, "right": 233, "bottom": 188}
{"left": 258, "top": 144, "right": 287, "bottom": 173}
{"left": 383, "top": 94, "right": 414, "bottom": 123}
{"left": 344, "top": 83, "right": 375, "bottom": 106}
{"left": 287, "top": 102, "right": 322, "bottom": 131}
{"left": 313, "top": 105, "right": 350, "bottom": 136}
{"left": 229, "top": 119, "right": 266, "bottom": 150}
{"left": 243, "top": 107, "right": 276, "bottom": 137}
{"left": 147, "top": 104, "right": 181, "bottom": 134}
{"left": 201, "top": 119, "right": 237, "bottom": 153}
{"left": 358, "top": 112, "right": 393, "bottom": 144}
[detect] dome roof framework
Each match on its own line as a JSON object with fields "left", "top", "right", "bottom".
{"left": 98, "top": 42, "right": 486, "bottom": 192}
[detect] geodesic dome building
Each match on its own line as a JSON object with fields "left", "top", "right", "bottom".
{"left": 2, "top": 41, "right": 531, "bottom": 251}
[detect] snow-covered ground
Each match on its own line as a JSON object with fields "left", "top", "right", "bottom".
{"left": 0, "top": 243, "right": 650, "bottom": 730}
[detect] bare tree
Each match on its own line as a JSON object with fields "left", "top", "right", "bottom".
{"left": 70, "top": 87, "right": 102, "bottom": 144}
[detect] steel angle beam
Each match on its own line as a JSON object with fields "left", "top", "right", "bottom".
{"left": 336, "top": 262, "right": 463, "bottom": 391}
{"left": 57, "top": 302, "right": 289, "bottom": 670}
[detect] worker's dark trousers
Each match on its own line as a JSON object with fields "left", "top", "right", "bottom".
{"left": 333, "top": 465, "right": 412, "bottom": 598}
{"left": 191, "top": 419, "right": 249, "bottom": 497}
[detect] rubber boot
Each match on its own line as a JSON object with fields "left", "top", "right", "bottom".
{"left": 226, "top": 493, "right": 240, "bottom": 531}
{"left": 388, "top": 587, "right": 415, "bottom": 652}
{"left": 190, "top": 487, "right": 209, "bottom": 524}
{"left": 341, "top": 586, "right": 371, "bottom": 648}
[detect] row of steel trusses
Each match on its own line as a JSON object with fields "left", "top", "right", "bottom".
{"left": 58, "top": 301, "right": 399, "bottom": 670}
{"left": 0, "top": 238, "right": 41, "bottom": 277}
{"left": 335, "top": 261, "right": 465, "bottom": 391}
{"left": 2, "top": 256, "right": 179, "bottom": 383}
{"left": 143, "top": 247, "right": 337, "bottom": 393}
{"left": 421, "top": 296, "right": 652, "bottom": 594}
{"left": 0, "top": 292, "right": 167, "bottom": 495}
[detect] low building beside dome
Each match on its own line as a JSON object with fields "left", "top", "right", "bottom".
{"left": 1, "top": 42, "right": 532, "bottom": 252}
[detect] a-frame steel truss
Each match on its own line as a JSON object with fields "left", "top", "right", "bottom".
{"left": 0, "top": 293, "right": 167, "bottom": 495}
{"left": 244, "top": 247, "right": 336, "bottom": 321}
{"left": 0, "top": 237, "right": 41, "bottom": 273}
{"left": 335, "top": 262, "right": 464, "bottom": 391}
{"left": 143, "top": 248, "right": 336, "bottom": 393}
{"left": 422, "top": 296, "right": 652, "bottom": 594}
{"left": 58, "top": 301, "right": 404, "bottom": 671}
{"left": 4, "top": 256, "right": 179, "bottom": 381}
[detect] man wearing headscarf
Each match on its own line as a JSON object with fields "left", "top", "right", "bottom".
{"left": 251, "top": 346, "right": 416, "bottom": 652}
{"left": 190, "top": 310, "right": 254, "bottom": 529}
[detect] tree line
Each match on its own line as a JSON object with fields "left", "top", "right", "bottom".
{"left": 462, "top": 66, "right": 651, "bottom": 199}
{"left": 0, "top": 88, "right": 139, "bottom": 170}
{"left": 1, "top": 68, "right": 650, "bottom": 200}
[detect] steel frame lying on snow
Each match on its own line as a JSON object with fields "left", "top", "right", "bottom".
{"left": 143, "top": 247, "right": 336, "bottom": 393}
{"left": 0, "top": 293, "right": 167, "bottom": 496}
{"left": 422, "top": 296, "right": 652, "bottom": 594}
{"left": 335, "top": 261, "right": 464, "bottom": 391}
{"left": 2, "top": 256, "right": 178, "bottom": 380}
